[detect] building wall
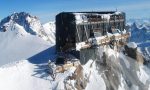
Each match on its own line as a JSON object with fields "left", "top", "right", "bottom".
{"left": 56, "top": 13, "right": 76, "bottom": 52}
{"left": 56, "top": 12, "right": 126, "bottom": 53}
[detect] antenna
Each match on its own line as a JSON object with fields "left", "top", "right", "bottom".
{"left": 116, "top": 8, "right": 118, "bottom": 11}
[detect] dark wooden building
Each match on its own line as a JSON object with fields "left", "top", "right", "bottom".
{"left": 56, "top": 11, "right": 126, "bottom": 52}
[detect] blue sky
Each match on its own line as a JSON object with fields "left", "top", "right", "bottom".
{"left": 0, "top": 0, "right": 150, "bottom": 23}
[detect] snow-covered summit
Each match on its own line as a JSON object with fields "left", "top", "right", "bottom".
{"left": 0, "top": 12, "right": 56, "bottom": 65}
{"left": 0, "top": 12, "right": 50, "bottom": 41}
{"left": 0, "top": 12, "right": 37, "bottom": 34}
{"left": 129, "top": 21, "right": 150, "bottom": 43}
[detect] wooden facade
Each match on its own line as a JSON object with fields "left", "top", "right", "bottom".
{"left": 56, "top": 11, "right": 126, "bottom": 53}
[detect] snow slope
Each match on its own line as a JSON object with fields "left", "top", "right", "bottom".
{"left": 1, "top": 46, "right": 150, "bottom": 90}
{"left": 0, "top": 26, "right": 52, "bottom": 65}
{"left": 43, "top": 22, "right": 55, "bottom": 44}
{"left": 0, "top": 60, "right": 52, "bottom": 90}
{"left": 0, "top": 12, "right": 55, "bottom": 66}
{"left": 0, "top": 12, "right": 49, "bottom": 40}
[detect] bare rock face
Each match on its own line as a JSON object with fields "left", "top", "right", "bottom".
{"left": 125, "top": 42, "right": 144, "bottom": 64}
{"left": 136, "top": 50, "right": 144, "bottom": 65}
{"left": 66, "top": 64, "right": 88, "bottom": 90}
{"left": 125, "top": 45, "right": 137, "bottom": 59}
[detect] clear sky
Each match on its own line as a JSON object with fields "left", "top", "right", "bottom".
{"left": 0, "top": 0, "right": 150, "bottom": 23}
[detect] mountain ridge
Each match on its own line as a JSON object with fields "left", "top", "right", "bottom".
{"left": 0, "top": 12, "right": 55, "bottom": 42}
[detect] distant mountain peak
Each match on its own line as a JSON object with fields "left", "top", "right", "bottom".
{"left": 10, "top": 12, "right": 31, "bottom": 18}
{"left": 0, "top": 12, "right": 38, "bottom": 33}
{"left": 0, "top": 12, "right": 55, "bottom": 42}
{"left": 0, "top": 12, "right": 43, "bottom": 35}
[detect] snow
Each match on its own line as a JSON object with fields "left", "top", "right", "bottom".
{"left": 122, "top": 29, "right": 127, "bottom": 34}
{"left": 76, "top": 42, "right": 86, "bottom": 50}
{"left": 26, "top": 16, "right": 32, "bottom": 23}
{"left": 0, "top": 56, "right": 106, "bottom": 90}
{"left": 13, "top": 23, "right": 28, "bottom": 36}
{"left": 127, "top": 42, "right": 137, "bottom": 49}
{"left": 128, "top": 19, "right": 150, "bottom": 61}
{"left": 0, "top": 12, "right": 52, "bottom": 42}
{"left": 84, "top": 60, "right": 106, "bottom": 90}
{"left": 0, "top": 28, "right": 52, "bottom": 65}
{"left": 75, "top": 13, "right": 83, "bottom": 24}
{"left": 43, "top": 22, "right": 55, "bottom": 44}
{"left": 101, "top": 46, "right": 150, "bottom": 90}
{"left": 51, "top": 66, "right": 77, "bottom": 90}
{"left": 118, "top": 75, "right": 126, "bottom": 90}
{"left": 75, "top": 13, "right": 111, "bottom": 24}
{"left": 74, "top": 13, "right": 87, "bottom": 24}
{"left": 102, "top": 14, "right": 110, "bottom": 21}
{"left": 1, "top": 44, "right": 150, "bottom": 90}
{"left": 129, "top": 20, "right": 150, "bottom": 44}
{"left": 0, "top": 12, "right": 150, "bottom": 90}
{"left": 115, "top": 11, "right": 122, "bottom": 15}
{"left": 0, "top": 12, "right": 56, "bottom": 65}
{"left": 145, "top": 47, "right": 150, "bottom": 57}
{"left": 74, "top": 11, "right": 126, "bottom": 24}
{"left": 119, "top": 53, "right": 130, "bottom": 68}
{"left": 137, "top": 66, "right": 150, "bottom": 84}
{"left": 0, "top": 60, "right": 52, "bottom": 90}
{"left": 131, "top": 85, "right": 139, "bottom": 90}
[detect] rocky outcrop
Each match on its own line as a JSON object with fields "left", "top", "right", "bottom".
{"left": 125, "top": 42, "right": 144, "bottom": 64}
{"left": 124, "top": 44, "right": 137, "bottom": 59}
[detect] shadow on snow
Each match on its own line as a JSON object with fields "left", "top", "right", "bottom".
{"left": 31, "top": 64, "right": 53, "bottom": 81}
{"left": 28, "top": 45, "right": 56, "bottom": 64}
{"left": 28, "top": 45, "right": 56, "bottom": 82}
